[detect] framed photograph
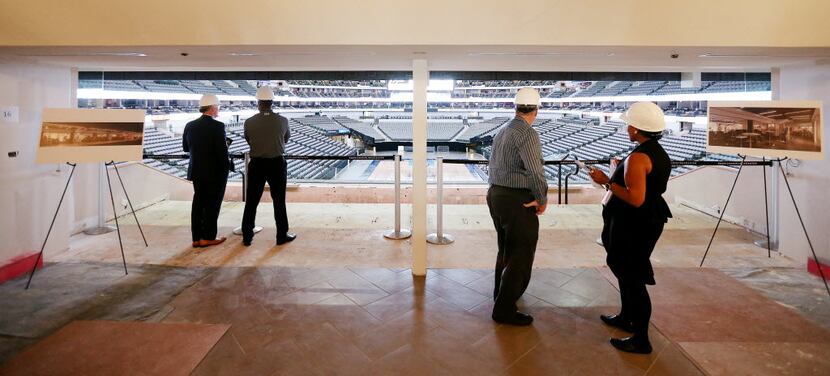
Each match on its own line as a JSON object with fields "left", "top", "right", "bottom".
{"left": 707, "top": 101, "right": 823, "bottom": 160}
{"left": 37, "top": 108, "right": 146, "bottom": 164}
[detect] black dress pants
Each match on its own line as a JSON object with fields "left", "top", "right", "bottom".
{"left": 242, "top": 157, "right": 289, "bottom": 239}
{"left": 487, "top": 185, "right": 539, "bottom": 317}
{"left": 191, "top": 177, "right": 227, "bottom": 242}
{"left": 601, "top": 207, "right": 665, "bottom": 339}
{"left": 618, "top": 280, "right": 652, "bottom": 337}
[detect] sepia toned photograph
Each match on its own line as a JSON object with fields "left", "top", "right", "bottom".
{"left": 39, "top": 122, "right": 143, "bottom": 147}
{"left": 37, "top": 108, "right": 146, "bottom": 164}
{"left": 707, "top": 101, "right": 823, "bottom": 160}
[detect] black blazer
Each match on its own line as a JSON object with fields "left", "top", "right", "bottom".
{"left": 182, "top": 115, "right": 231, "bottom": 182}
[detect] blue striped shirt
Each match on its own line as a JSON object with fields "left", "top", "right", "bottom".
{"left": 487, "top": 116, "right": 548, "bottom": 206}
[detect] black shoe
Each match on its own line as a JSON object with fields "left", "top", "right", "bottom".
{"left": 276, "top": 233, "right": 297, "bottom": 245}
{"left": 600, "top": 314, "right": 635, "bottom": 332}
{"left": 610, "top": 336, "right": 652, "bottom": 354}
{"left": 492, "top": 311, "right": 534, "bottom": 326}
{"left": 242, "top": 237, "right": 252, "bottom": 246}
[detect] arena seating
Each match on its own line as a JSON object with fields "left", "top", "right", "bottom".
{"left": 595, "top": 81, "right": 632, "bottom": 97}
{"left": 211, "top": 80, "right": 249, "bottom": 96}
{"left": 702, "top": 80, "right": 771, "bottom": 93}
{"left": 455, "top": 117, "right": 510, "bottom": 143}
{"left": 572, "top": 81, "right": 613, "bottom": 97}
{"left": 82, "top": 79, "right": 771, "bottom": 107}
{"left": 142, "top": 119, "right": 357, "bottom": 181}
{"left": 331, "top": 116, "right": 387, "bottom": 142}
{"left": 136, "top": 80, "right": 191, "bottom": 94}
{"left": 475, "top": 118, "right": 736, "bottom": 184}
{"left": 180, "top": 80, "right": 224, "bottom": 95}
{"left": 377, "top": 120, "right": 465, "bottom": 142}
{"left": 653, "top": 81, "right": 712, "bottom": 95}
{"left": 103, "top": 80, "right": 144, "bottom": 91}
{"left": 620, "top": 81, "right": 665, "bottom": 96}
{"left": 233, "top": 80, "right": 258, "bottom": 95}
{"left": 293, "top": 115, "right": 350, "bottom": 133}
{"left": 429, "top": 121, "right": 465, "bottom": 141}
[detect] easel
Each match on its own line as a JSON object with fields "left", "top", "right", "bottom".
{"left": 25, "top": 161, "right": 148, "bottom": 289}
{"left": 700, "top": 155, "right": 830, "bottom": 297}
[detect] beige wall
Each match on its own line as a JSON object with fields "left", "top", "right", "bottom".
{"left": 0, "top": 63, "right": 73, "bottom": 264}
{"left": 666, "top": 165, "right": 772, "bottom": 235}
{"left": 776, "top": 64, "right": 830, "bottom": 264}
{"left": 666, "top": 64, "right": 830, "bottom": 265}
{"left": 1, "top": 0, "right": 829, "bottom": 47}
{"left": 71, "top": 163, "right": 195, "bottom": 234}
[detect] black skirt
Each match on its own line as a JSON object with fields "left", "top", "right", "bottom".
{"left": 601, "top": 206, "right": 665, "bottom": 285}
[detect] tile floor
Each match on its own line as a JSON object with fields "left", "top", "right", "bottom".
{"left": 2, "top": 201, "right": 829, "bottom": 374}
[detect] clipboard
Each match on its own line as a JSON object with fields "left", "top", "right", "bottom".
{"left": 573, "top": 157, "right": 593, "bottom": 173}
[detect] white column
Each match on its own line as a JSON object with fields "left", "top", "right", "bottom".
{"left": 769, "top": 67, "right": 780, "bottom": 250}
{"left": 411, "top": 59, "right": 428, "bottom": 276}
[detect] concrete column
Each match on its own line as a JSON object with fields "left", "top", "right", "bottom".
{"left": 769, "top": 67, "right": 781, "bottom": 249}
{"left": 411, "top": 59, "right": 428, "bottom": 276}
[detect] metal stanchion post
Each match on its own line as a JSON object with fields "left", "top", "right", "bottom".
{"left": 234, "top": 152, "right": 262, "bottom": 236}
{"left": 427, "top": 156, "right": 454, "bottom": 245}
{"left": 385, "top": 154, "right": 411, "bottom": 239}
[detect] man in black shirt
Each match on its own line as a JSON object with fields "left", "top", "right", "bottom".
{"left": 183, "top": 94, "right": 231, "bottom": 248}
{"left": 240, "top": 86, "right": 296, "bottom": 246}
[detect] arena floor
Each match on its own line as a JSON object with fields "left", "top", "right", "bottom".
{"left": 334, "top": 151, "right": 487, "bottom": 183}
{"left": 2, "top": 201, "right": 829, "bottom": 374}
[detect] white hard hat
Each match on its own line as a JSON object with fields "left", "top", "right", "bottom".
{"left": 620, "top": 102, "right": 665, "bottom": 132}
{"left": 199, "top": 94, "right": 219, "bottom": 107}
{"left": 256, "top": 86, "right": 275, "bottom": 101}
{"left": 514, "top": 87, "right": 541, "bottom": 106}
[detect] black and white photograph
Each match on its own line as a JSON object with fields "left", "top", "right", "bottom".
{"left": 707, "top": 101, "right": 823, "bottom": 160}
{"left": 40, "top": 122, "right": 143, "bottom": 147}
{"left": 36, "top": 108, "right": 146, "bottom": 164}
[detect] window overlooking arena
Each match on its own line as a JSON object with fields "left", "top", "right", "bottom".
{"left": 77, "top": 73, "right": 771, "bottom": 185}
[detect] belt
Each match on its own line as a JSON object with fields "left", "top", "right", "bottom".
{"left": 490, "top": 184, "right": 531, "bottom": 193}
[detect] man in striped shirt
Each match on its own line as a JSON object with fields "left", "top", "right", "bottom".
{"left": 487, "top": 87, "right": 548, "bottom": 326}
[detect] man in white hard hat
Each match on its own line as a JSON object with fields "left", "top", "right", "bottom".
{"left": 183, "top": 94, "right": 232, "bottom": 248}
{"left": 589, "top": 101, "right": 673, "bottom": 354}
{"left": 240, "top": 86, "right": 295, "bottom": 246}
{"left": 486, "top": 87, "right": 548, "bottom": 326}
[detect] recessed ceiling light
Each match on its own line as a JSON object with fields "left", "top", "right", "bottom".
{"left": 231, "top": 52, "right": 376, "bottom": 56}
{"left": 468, "top": 52, "right": 616, "bottom": 57}
{"left": 21, "top": 52, "right": 147, "bottom": 57}
{"left": 89, "top": 52, "right": 147, "bottom": 57}
{"left": 699, "top": 53, "right": 830, "bottom": 58}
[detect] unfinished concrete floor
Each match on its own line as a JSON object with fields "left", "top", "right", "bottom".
{"left": 1, "top": 201, "right": 829, "bottom": 375}
{"left": 56, "top": 201, "right": 797, "bottom": 270}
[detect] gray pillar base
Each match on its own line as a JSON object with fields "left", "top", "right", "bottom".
{"left": 427, "top": 233, "right": 454, "bottom": 245}
{"left": 384, "top": 229, "right": 412, "bottom": 240}
{"left": 83, "top": 226, "right": 116, "bottom": 235}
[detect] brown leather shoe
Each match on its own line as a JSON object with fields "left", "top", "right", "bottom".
{"left": 199, "top": 237, "right": 227, "bottom": 247}
{"left": 192, "top": 241, "right": 205, "bottom": 248}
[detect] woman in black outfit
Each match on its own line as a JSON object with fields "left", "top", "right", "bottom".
{"left": 589, "top": 102, "right": 673, "bottom": 354}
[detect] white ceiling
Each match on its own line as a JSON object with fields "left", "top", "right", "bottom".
{"left": 2, "top": 45, "right": 829, "bottom": 72}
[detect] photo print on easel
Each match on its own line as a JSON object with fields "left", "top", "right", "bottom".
{"left": 36, "top": 108, "right": 146, "bottom": 164}
{"left": 707, "top": 100, "right": 823, "bottom": 160}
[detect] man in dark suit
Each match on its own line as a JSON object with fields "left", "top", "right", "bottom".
{"left": 183, "top": 94, "right": 231, "bottom": 248}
